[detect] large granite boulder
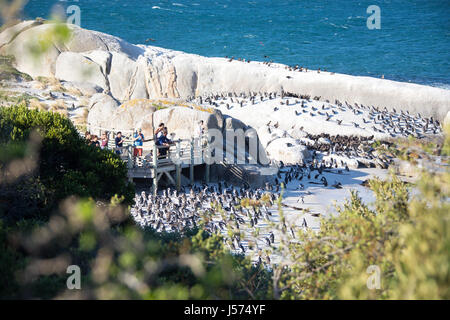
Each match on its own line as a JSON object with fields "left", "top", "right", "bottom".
{"left": 55, "top": 52, "right": 108, "bottom": 90}
{"left": 87, "top": 93, "right": 120, "bottom": 131}
{"left": 0, "top": 20, "right": 41, "bottom": 48}
{"left": 265, "top": 137, "right": 311, "bottom": 165}
{"left": 0, "top": 23, "right": 62, "bottom": 77}
{"left": 83, "top": 50, "right": 112, "bottom": 75}
{"left": 108, "top": 53, "right": 148, "bottom": 102}
{"left": 87, "top": 99, "right": 225, "bottom": 140}
{"left": 107, "top": 99, "right": 156, "bottom": 137}
{"left": 62, "top": 81, "right": 103, "bottom": 97}
{"left": 257, "top": 125, "right": 287, "bottom": 149}
{"left": 65, "top": 26, "right": 144, "bottom": 59}
{"left": 152, "top": 106, "right": 224, "bottom": 140}
{"left": 256, "top": 124, "right": 311, "bottom": 165}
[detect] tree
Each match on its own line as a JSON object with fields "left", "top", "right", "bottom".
{"left": 0, "top": 105, "right": 134, "bottom": 222}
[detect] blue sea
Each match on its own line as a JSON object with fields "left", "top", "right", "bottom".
{"left": 23, "top": 0, "right": 450, "bottom": 89}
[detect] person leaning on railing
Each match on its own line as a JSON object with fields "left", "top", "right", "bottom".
{"left": 156, "top": 127, "right": 173, "bottom": 158}
{"left": 90, "top": 135, "right": 100, "bottom": 148}
{"left": 100, "top": 132, "right": 109, "bottom": 149}
{"left": 115, "top": 131, "right": 124, "bottom": 155}
{"left": 155, "top": 122, "right": 164, "bottom": 139}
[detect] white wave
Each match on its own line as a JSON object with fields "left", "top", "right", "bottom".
{"left": 151, "top": 6, "right": 183, "bottom": 13}
{"left": 347, "top": 15, "right": 365, "bottom": 20}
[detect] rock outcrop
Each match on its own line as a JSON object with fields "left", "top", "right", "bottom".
{"left": 1, "top": 23, "right": 62, "bottom": 77}
{"left": 265, "top": 138, "right": 310, "bottom": 165}
{"left": 0, "top": 20, "right": 40, "bottom": 48}
{"left": 257, "top": 125, "right": 311, "bottom": 165}
{"left": 55, "top": 52, "right": 108, "bottom": 90}
{"left": 1, "top": 19, "right": 449, "bottom": 168}
{"left": 1, "top": 20, "right": 449, "bottom": 121}
{"left": 152, "top": 106, "right": 224, "bottom": 140}
{"left": 87, "top": 93, "right": 120, "bottom": 130}
{"left": 87, "top": 98, "right": 225, "bottom": 142}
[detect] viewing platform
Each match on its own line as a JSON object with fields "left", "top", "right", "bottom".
{"left": 82, "top": 126, "right": 211, "bottom": 194}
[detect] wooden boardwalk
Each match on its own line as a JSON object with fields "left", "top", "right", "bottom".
{"left": 82, "top": 126, "right": 210, "bottom": 194}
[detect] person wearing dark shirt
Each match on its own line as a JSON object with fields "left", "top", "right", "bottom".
{"left": 156, "top": 128, "right": 172, "bottom": 157}
{"left": 85, "top": 131, "right": 91, "bottom": 144}
{"left": 155, "top": 122, "right": 164, "bottom": 139}
{"left": 115, "top": 131, "right": 124, "bottom": 155}
{"left": 91, "top": 135, "right": 100, "bottom": 148}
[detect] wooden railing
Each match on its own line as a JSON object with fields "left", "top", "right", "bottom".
{"left": 80, "top": 126, "right": 210, "bottom": 193}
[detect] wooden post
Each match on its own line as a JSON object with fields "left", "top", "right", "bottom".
{"left": 127, "top": 145, "right": 133, "bottom": 182}
{"left": 127, "top": 145, "right": 133, "bottom": 170}
{"left": 176, "top": 140, "right": 181, "bottom": 191}
{"left": 152, "top": 141, "right": 158, "bottom": 196}
{"left": 205, "top": 134, "right": 210, "bottom": 183}
{"left": 190, "top": 137, "right": 194, "bottom": 184}
{"left": 205, "top": 162, "right": 210, "bottom": 183}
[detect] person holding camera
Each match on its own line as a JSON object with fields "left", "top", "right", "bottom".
{"left": 133, "top": 128, "right": 145, "bottom": 157}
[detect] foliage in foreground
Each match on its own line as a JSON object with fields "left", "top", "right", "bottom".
{"left": 0, "top": 104, "right": 448, "bottom": 299}
{"left": 0, "top": 105, "right": 134, "bottom": 222}
{"left": 271, "top": 126, "right": 450, "bottom": 299}
{"left": 0, "top": 197, "right": 271, "bottom": 299}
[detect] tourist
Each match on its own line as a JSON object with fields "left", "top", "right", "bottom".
{"left": 156, "top": 127, "right": 173, "bottom": 157}
{"left": 195, "top": 120, "right": 207, "bottom": 148}
{"left": 100, "top": 132, "right": 109, "bottom": 149}
{"left": 91, "top": 135, "right": 100, "bottom": 148}
{"left": 85, "top": 131, "right": 91, "bottom": 144}
{"left": 133, "top": 128, "right": 145, "bottom": 157}
{"left": 155, "top": 122, "right": 164, "bottom": 139}
{"left": 115, "top": 131, "right": 124, "bottom": 155}
{"left": 195, "top": 120, "right": 204, "bottom": 137}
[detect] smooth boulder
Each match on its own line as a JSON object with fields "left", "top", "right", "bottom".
{"left": 55, "top": 52, "right": 108, "bottom": 90}
{"left": 87, "top": 93, "right": 120, "bottom": 131}
{"left": 152, "top": 106, "right": 224, "bottom": 140}
{"left": 265, "top": 137, "right": 311, "bottom": 165}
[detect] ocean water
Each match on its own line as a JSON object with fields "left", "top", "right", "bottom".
{"left": 23, "top": 0, "right": 450, "bottom": 88}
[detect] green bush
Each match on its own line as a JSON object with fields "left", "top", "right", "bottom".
{"left": 0, "top": 105, "right": 134, "bottom": 222}
{"left": 271, "top": 130, "right": 450, "bottom": 299}
{"left": 0, "top": 197, "right": 270, "bottom": 300}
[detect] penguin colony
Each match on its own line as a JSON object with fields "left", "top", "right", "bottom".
{"left": 186, "top": 91, "right": 441, "bottom": 168}
{"left": 130, "top": 159, "right": 367, "bottom": 265}
{"left": 131, "top": 89, "right": 443, "bottom": 265}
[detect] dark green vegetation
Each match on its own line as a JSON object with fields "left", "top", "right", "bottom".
{"left": 0, "top": 105, "right": 270, "bottom": 299}
{"left": 0, "top": 105, "right": 134, "bottom": 222}
{"left": 0, "top": 105, "right": 448, "bottom": 299}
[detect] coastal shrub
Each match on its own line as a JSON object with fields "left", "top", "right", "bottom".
{"left": 0, "top": 105, "right": 134, "bottom": 222}
{"left": 0, "top": 103, "right": 448, "bottom": 299}
{"left": 270, "top": 129, "right": 449, "bottom": 299}
{"left": 0, "top": 196, "right": 270, "bottom": 299}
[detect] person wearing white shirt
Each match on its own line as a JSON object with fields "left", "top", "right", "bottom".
{"left": 195, "top": 120, "right": 204, "bottom": 137}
